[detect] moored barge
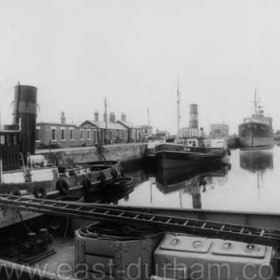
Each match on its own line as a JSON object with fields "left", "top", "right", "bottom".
{"left": 155, "top": 139, "right": 230, "bottom": 169}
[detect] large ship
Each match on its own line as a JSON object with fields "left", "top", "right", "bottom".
{"left": 238, "top": 92, "right": 274, "bottom": 148}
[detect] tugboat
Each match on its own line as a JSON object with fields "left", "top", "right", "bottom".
{"left": 0, "top": 84, "right": 124, "bottom": 228}
{"left": 239, "top": 91, "right": 274, "bottom": 148}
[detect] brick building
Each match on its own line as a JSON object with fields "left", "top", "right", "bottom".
{"left": 117, "top": 113, "right": 145, "bottom": 142}
{"left": 36, "top": 122, "right": 100, "bottom": 148}
{"left": 36, "top": 111, "right": 144, "bottom": 148}
{"left": 36, "top": 112, "right": 100, "bottom": 149}
{"left": 80, "top": 111, "right": 128, "bottom": 144}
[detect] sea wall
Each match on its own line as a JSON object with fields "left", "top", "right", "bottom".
{"left": 36, "top": 143, "right": 147, "bottom": 166}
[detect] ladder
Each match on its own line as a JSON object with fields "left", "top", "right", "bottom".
{"left": 0, "top": 194, "right": 280, "bottom": 247}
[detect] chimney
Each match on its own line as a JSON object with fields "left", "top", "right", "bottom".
{"left": 109, "top": 112, "right": 115, "bottom": 123}
{"left": 189, "top": 104, "right": 198, "bottom": 129}
{"left": 61, "top": 111, "right": 66, "bottom": 124}
{"left": 121, "top": 113, "right": 126, "bottom": 122}
{"left": 94, "top": 110, "right": 99, "bottom": 122}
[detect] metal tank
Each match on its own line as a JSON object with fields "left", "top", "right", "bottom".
{"left": 154, "top": 233, "right": 277, "bottom": 280}
{"left": 13, "top": 84, "right": 37, "bottom": 161}
{"left": 189, "top": 104, "right": 198, "bottom": 129}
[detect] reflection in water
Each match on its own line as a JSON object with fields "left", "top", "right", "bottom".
{"left": 156, "top": 165, "right": 229, "bottom": 193}
{"left": 240, "top": 149, "right": 273, "bottom": 173}
{"left": 239, "top": 149, "right": 273, "bottom": 200}
{"left": 156, "top": 165, "right": 230, "bottom": 209}
{"left": 118, "top": 148, "right": 280, "bottom": 212}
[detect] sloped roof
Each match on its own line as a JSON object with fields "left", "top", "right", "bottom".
{"left": 117, "top": 120, "right": 142, "bottom": 129}
{"left": 37, "top": 122, "right": 78, "bottom": 128}
{"left": 80, "top": 120, "right": 127, "bottom": 130}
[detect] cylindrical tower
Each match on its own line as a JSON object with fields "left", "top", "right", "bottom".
{"left": 13, "top": 84, "right": 37, "bottom": 160}
{"left": 189, "top": 104, "right": 198, "bottom": 129}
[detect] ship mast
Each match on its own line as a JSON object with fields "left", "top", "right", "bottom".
{"left": 104, "top": 97, "right": 108, "bottom": 143}
{"left": 177, "top": 76, "right": 181, "bottom": 134}
{"left": 254, "top": 89, "right": 257, "bottom": 115}
{"left": 147, "top": 107, "right": 151, "bottom": 135}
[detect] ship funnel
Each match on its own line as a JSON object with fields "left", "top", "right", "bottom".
{"left": 13, "top": 84, "right": 37, "bottom": 161}
{"left": 189, "top": 104, "right": 198, "bottom": 129}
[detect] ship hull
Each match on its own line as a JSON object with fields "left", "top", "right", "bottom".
{"left": 155, "top": 143, "right": 230, "bottom": 170}
{"left": 238, "top": 122, "right": 274, "bottom": 148}
{"left": 156, "top": 151, "right": 228, "bottom": 169}
{"left": 0, "top": 161, "right": 123, "bottom": 228}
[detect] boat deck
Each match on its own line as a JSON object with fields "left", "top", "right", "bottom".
{"left": 0, "top": 236, "right": 77, "bottom": 280}
{"left": 33, "top": 237, "right": 75, "bottom": 277}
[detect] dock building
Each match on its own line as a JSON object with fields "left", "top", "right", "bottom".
{"left": 117, "top": 113, "right": 145, "bottom": 143}
{"left": 210, "top": 123, "right": 229, "bottom": 138}
{"left": 36, "top": 111, "right": 146, "bottom": 148}
{"left": 80, "top": 111, "right": 128, "bottom": 144}
{"left": 36, "top": 112, "right": 99, "bottom": 149}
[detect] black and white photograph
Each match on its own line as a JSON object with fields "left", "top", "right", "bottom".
{"left": 0, "top": 0, "right": 279, "bottom": 279}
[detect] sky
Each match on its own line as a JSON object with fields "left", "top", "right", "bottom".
{"left": 0, "top": 0, "right": 280, "bottom": 134}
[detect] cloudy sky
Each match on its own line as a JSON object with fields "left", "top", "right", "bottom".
{"left": 0, "top": 0, "right": 280, "bottom": 134}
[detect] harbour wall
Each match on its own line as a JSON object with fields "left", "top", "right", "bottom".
{"left": 36, "top": 143, "right": 147, "bottom": 166}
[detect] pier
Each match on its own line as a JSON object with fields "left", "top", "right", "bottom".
{"left": 36, "top": 143, "right": 147, "bottom": 166}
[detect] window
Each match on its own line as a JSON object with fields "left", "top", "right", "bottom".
{"left": 0, "top": 135, "right": 5, "bottom": 145}
{"left": 61, "top": 128, "right": 65, "bottom": 141}
{"left": 87, "top": 129, "right": 91, "bottom": 140}
{"left": 80, "top": 129, "right": 84, "bottom": 140}
{"left": 70, "top": 129, "right": 73, "bottom": 141}
{"left": 52, "top": 128, "right": 56, "bottom": 140}
{"left": 36, "top": 127, "right": 40, "bottom": 142}
{"left": 13, "top": 135, "right": 17, "bottom": 145}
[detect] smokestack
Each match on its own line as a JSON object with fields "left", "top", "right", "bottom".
{"left": 61, "top": 111, "right": 66, "bottom": 124}
{"left": 13, "top": 83, "right": 37, "bottom": 160}
{"left": 121, "top": 113, "right": 126, "bottom": 122}
{"left": 109, "top": 112, "right": 115, "bottom": 123}
{"left": 94, "top": 110, "right": 99, "bottom": 122}
{"left": 189, "top": 104, "right": 198, "bottom": 129}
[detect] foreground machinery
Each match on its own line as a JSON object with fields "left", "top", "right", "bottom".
{"left": 0, "top": 195, "right": 279, "bottom": 280}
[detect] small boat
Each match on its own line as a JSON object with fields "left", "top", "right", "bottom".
{"left": 107, "top": 176, "right": 134, "bottom": 191}
{"left": 74, "top": 160, "right": 123, "bottom": 190}
{"left": 155, "top": 138, "right": 230, "bottom": 169}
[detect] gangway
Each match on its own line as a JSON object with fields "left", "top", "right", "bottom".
{"left": 1, "top": 194, "right": 280, "bottom": 246}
